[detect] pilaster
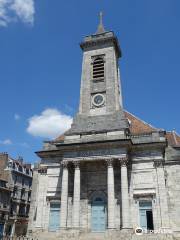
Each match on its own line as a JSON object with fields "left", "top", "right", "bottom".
{"left": 60, "top": 161, "right": 69, "bottom": 229}
{"left": 154, "top": 159, "right": 170, "bottom": 229}
{"left": 72, "top": 161, "right": 81, "bottom": 229}
{"left": 106, "top": 159, "right": 115, "bottom": 229}
{"left": 119, "top": 157, "right": 131, "bottom": 229}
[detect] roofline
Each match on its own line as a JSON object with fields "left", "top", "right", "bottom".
{"left": 124, "top": 110, "right": 163, "bottom": 132}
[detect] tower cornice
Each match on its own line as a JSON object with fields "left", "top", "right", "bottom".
{"left": 80, "top": 32, "right": 122, "bottom": 58}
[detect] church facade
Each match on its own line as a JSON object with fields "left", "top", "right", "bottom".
{"left": 28, "top": 17, "right": 180, "bottom": 240}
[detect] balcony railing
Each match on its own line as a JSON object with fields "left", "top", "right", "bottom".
{"left": 17, "top": 214, "right": 29, "bottom": 219}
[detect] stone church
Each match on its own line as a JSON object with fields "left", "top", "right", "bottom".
{"left": 28, "top": 15, "right": 180, "bottom": 239}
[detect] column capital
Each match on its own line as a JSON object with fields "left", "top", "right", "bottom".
{"left": 61, "top": 161, "right": 69, "bottom": 168}
{"left": 118, "top": 157, "right": 128, "bottom": 166}
{"left": 153, "top": 159, "right": 164, "bottom": 168}
{"left": 106, "top": 159, "right": 114, "bottom": 167}
{"left": 73, "top": 160, "right": 80, "bottom": 169}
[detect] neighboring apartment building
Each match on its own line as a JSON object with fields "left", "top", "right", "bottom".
{"left": 0, "top": 153, "right": 11, "bottom": 237}
{"left": 0, "top": 179, "right": 11, "bottom": 237}
{"left": 0, "top": 153, "right": 33, "bottom": 236}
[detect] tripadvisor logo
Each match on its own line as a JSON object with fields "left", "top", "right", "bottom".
{"left": 135, "top": 227, "right": 173, "bottom": 235}
{"left": 135, "top": 227, "right": 143, "bottom": 236}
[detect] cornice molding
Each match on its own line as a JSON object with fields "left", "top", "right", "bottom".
{"left": 80, "top": 36, "right": 121, "bottom": 58}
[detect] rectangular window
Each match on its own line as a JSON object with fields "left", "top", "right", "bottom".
{"left": 21, "top": 189, "right": 25, "bottom": 199}
{"left": 13, "top": 187, "right": 17, "bottom": 198}
{"left": 14, "top": 175, "right": 17, "bottom": 184}
{"left": 28, "top": 191, "right": 31, "bottom": 201}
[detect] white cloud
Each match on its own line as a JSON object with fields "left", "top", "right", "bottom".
{"left": 14, "top": 113, "right": 20, "bottom": 120}
{"left": 0, "top": 0, "right": 34, "bottom": 27}
{"left": 0, "top": 139, "right": 12, "bottom": 145}
{"left": 27, "top": 108, "right": 73, "bottom": 139}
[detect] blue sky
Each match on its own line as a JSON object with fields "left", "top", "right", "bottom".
{"left": 0, "top": 0, "right": 179, "bottom": 163}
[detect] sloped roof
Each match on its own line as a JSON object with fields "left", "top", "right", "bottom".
{"left": 53, "top": 110, "right": 180, "bottom": 148}
{"left": 54, "top": 133, "right": 66, "bottom": 142}
{"left": 124, "top": 111, "right": 158, "bottom": 135}
{"left": 54, "top": 110, "right": 158, "bottom": 142}
{"left": 166, "top": 131, "right": 180, "bottom": 147}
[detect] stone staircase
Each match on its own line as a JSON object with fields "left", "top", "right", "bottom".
{"left": 132, "top": 234, "right": 174, "bottom": 240}
{"left": 30, "top": 230, "right": 179, "bottom": 240}
{"left": 79, "top": 232, "right": 106, "bottom": 240}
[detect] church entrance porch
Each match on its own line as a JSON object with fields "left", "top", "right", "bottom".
{"left": 60, "top": 155, "right": 131, "bottom": 232}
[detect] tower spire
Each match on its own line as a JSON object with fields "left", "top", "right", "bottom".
{"left": 96, "top": 11, "right": 105, "bottom": 34}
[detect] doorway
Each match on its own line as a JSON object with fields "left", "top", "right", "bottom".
{"left": 49, "top": 203, "right": 60, "bottom": 231}
{"left": 91, "top": 196, "right": 107, "bottom": 232}
{"left": 139, "top": 201, "right": 154, "bottom": 230}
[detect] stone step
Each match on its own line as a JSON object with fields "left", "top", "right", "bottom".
{"left": 79, "top": 232, "right": 106, "bottom": 240}
{"left": 29, "top": 231, "right": 177, "bottom": 240}
{"left": 131, "top": 234, "right": 174, "bottom": 240}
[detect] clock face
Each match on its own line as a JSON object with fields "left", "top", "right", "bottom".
{"left": 92, "top": 94, "right": 105, "bottom": 107}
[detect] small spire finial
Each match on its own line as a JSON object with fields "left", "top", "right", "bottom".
{"left": 100, "top": 11, "right": 103, "bottom": 25}
{"left": 96, "top": 11, "right": 105, "bottom": 34}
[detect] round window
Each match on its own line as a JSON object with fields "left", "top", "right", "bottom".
{"left": 92, "top": 94, "right": 105, "bottom": 107}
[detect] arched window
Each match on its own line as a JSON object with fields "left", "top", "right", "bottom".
{"left": 93, "top": 57, "right": 104, "bottom": 80}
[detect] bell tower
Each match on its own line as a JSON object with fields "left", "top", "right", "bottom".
{"left": 66, "top": 13, "right": 128, "bottom": 136}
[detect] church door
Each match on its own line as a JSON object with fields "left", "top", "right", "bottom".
{"left": 139, "top": 201, "right": 154, "bottom": 231}
{"left": 91, "top": 197, "right": 107, "bottom": 232}
{"left": 49, "top": 203, "right": 60, "bottom": 231}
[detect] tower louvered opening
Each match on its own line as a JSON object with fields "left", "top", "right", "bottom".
{"left": 93, "top": 57, "right": 104, "bottom": 80}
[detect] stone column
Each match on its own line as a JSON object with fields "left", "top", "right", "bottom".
{"left": 154, "top": 160, "right": 170, "bottom": 229}
{"left": 120, "top": 158, "right": 130, "bottom": 229}
{"left": 60, "top": 161, "right": 69, "bottom": 229}
{"left": 72, "top": 161, "right": 80, "bottom": 228}
{"left": 107, "top": 159, "right": 115, "bottom": 229}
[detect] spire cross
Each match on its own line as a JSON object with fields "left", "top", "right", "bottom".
{"left": 99, "top": 11, "right": 103, "bottom": 25}
{"left": 96, "top": 11, "right": 105, "bottom": 34}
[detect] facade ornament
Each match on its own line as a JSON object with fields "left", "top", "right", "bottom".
{"left": 106, "top": 159, "right": 114, "bottom": 167}
{"left": 73, "top": 160, "right": 80, "bottom": 169}
{"left": 118, "top": 157, "right": 128, "bottom": 166}
{"left": 153, "top": 159, "right": 164, "bottom": 168}
{"left": 61, "top": 161, "right": 69, "bottom": 168}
